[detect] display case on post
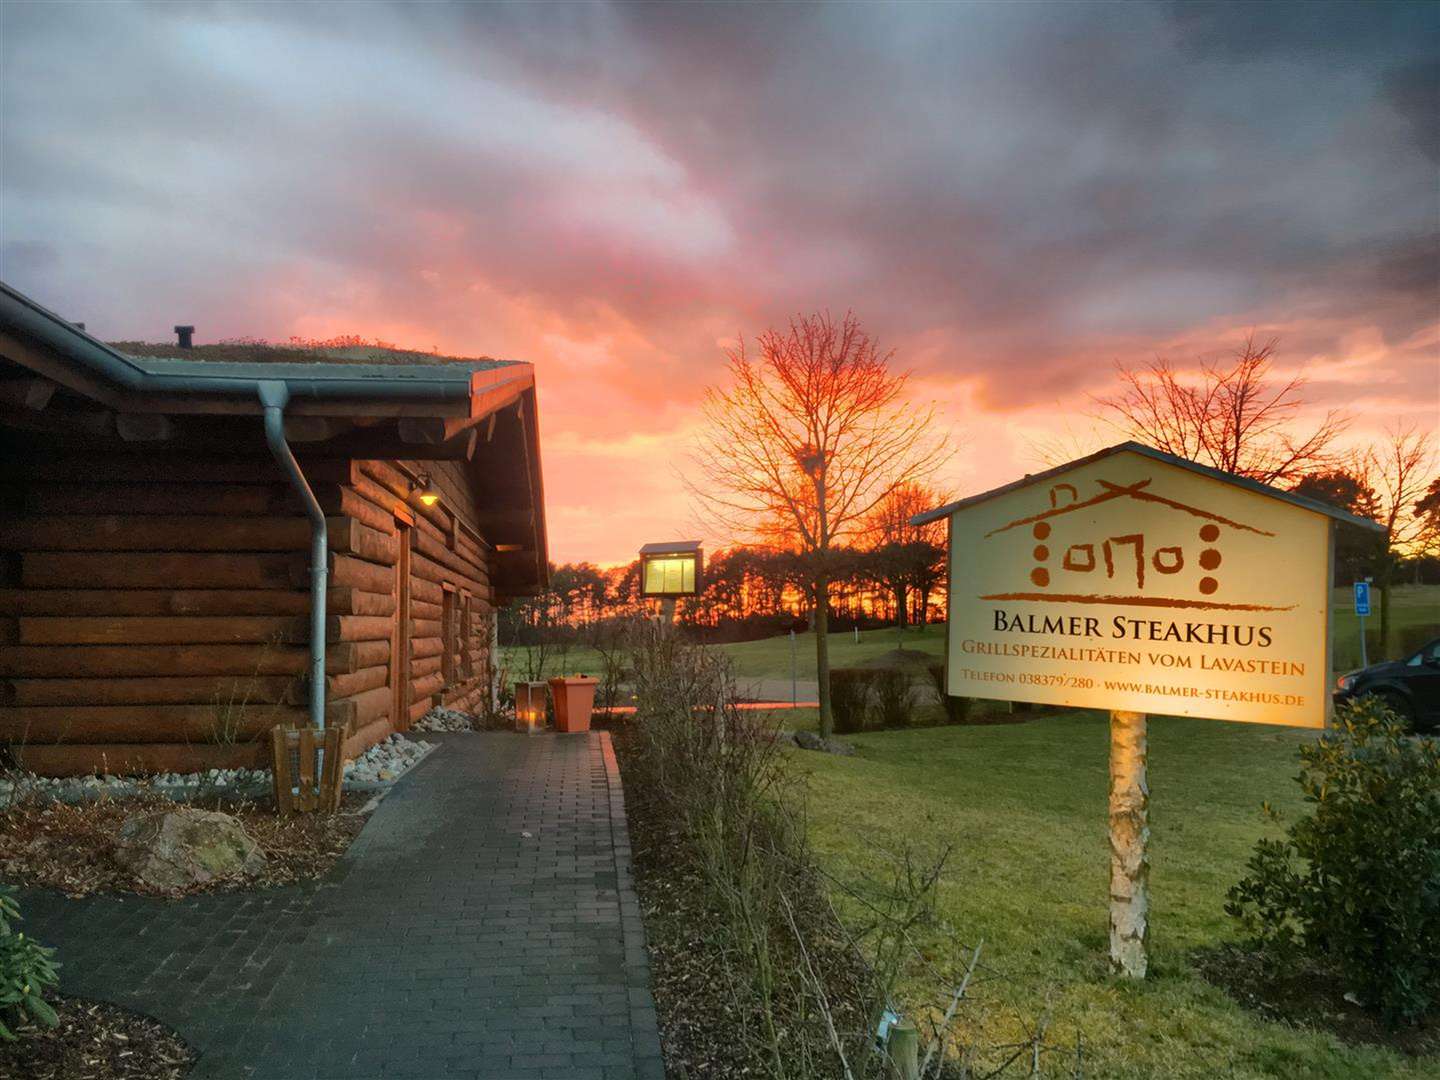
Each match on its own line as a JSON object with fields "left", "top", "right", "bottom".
{"left": 638, "top": 540, "right": 703, "bottom": 626}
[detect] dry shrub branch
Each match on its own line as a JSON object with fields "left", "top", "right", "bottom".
{"left": 619, "top": 627, "right": 1082, "bottom": 1078}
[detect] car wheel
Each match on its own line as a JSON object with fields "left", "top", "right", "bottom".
{"left": 1365, "top": 689, "right": 1415, "bottom": 730}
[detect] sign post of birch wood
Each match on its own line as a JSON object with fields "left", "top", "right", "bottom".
{"left": 912, "top": 443, "right": 1380, "bottom": 978}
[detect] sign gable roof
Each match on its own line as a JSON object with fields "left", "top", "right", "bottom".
{"left": 639, "top": 540, "right": 703, "bottom": 556}
{"left": 911, "top": 442, "right": 1385, "bottom": 533}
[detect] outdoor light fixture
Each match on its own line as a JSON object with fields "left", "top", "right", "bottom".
{"left": 514, "top": 681, "right": 547, "bottom": 735}
{"left": 411, "top": 472, "right": 440, "bottom": 507}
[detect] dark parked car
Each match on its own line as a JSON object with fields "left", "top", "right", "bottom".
{"left": 1334, "top": 636, "right": 1440, "bottom": 732}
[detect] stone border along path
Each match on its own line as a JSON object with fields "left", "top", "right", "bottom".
{"left": 17, "top": 732, "right": 665, "bottom": 1080}
{"left": 3, "top": 733, "right": 439, "bottom": 805}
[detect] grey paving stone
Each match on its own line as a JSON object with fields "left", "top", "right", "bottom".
{"left": 18, "top": 732, "right": 664, "bottom": 1079}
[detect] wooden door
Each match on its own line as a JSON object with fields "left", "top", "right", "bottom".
{"left": 392, "top": 521, "right": 412, "bottom": 732}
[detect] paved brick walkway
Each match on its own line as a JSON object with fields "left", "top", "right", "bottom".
{"left": 18, "top": 732, "right": 664, "bottom": 1080}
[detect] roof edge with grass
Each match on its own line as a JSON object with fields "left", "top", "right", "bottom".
{"left": 109, "top": 334, "right": 510, "bottom": 369}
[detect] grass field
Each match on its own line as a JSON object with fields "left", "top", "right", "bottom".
{"left": 718, "top": 623, "right": 946, "bottom": 680}
{"left": 1331, "top": 584, "right": 1439, "bottom": 671}
{"left": 501, "top": 642, "right": 610, "bottom": 683}
{"left": 502, "top": 584, "right": 1436, "bottom": 689}
{"left": 501, "top": 623, "right": 948, "bottom": 684}
{"left": 796, "top": 713, "right": 1436, "bottom": 1079}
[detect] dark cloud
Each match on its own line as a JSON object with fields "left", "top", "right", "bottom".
{"left": 0, "top": 2, "right": 1434, "bottom": 456}
{"left": 1384, "top": 58, "right": 1440, "bottom": 162}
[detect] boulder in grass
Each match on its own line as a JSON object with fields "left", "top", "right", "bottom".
{"left": 793, "top": 730, "right": 824, "bottom": 751}
{"left": 113, "top": 809, "right": 266, "bottom": 890}
{"left": 792, "top": 731, "right": 855, "bottom": 756}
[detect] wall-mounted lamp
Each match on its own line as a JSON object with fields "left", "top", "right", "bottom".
{"left": 411, "top": 472, "right": 441, "bottom": 507}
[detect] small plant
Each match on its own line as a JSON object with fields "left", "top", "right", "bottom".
{"left": 925, "top": 663, "right": 973, "bottom": 724}
{"left": 198, "top": 640, "right": 281, "bottom": 800}
{"left": 473, "top": 653, "right": 514, "bottom": 731}
{"left": 624, "top": 626, "right": 1081, "bottom": 1077}
{"left": 0, "top": 884, "right": 59, "bottom": 1040}
{"left": 829, "top": 668, "right": 872, "bottom": 734}
{"left": 1225, "top": 696, "right": 1440, "bottom": 1026}
{"left": 590, "top": 617, "right": 642, "bottom": 713}
{"left": 872, "top": 669, "right": 916, "bottom": 729}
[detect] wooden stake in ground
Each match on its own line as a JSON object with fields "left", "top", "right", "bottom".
{"left": 1108, "top": 709, "right": 1149, "bottom": 978}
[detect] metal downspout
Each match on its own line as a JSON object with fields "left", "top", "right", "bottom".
{"left": 258, "top": 381, "right": 328, "bottom": 729}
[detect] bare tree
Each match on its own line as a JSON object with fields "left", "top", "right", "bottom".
{"left": 1358, "top": 424, "right": 1437, "bottom": 654}
{"left": 1095, "top": 336, "right": 1347, "bottom": 485}
{"left": 690, "top": 312, "right": 950, "bottom": 738}
{"left": 1289, "top": 467, "right": 1385, "bottom": 585}
{"left": 1415, "top": 476, "right": 1440, "bottom": 559}
{"left": 860, "top": 481, "right": 950, "bottom": 632}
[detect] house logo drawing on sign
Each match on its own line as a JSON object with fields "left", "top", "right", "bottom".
{"left": 977, "top": 477, "right": 1293, "bottom": 613}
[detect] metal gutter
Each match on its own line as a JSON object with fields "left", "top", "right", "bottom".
{"left": 259, "top": 381, "right": 329, "bottom": 730}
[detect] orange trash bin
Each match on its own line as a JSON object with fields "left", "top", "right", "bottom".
{"left": 548, "top": 675, "right": 599, "bottom": 733}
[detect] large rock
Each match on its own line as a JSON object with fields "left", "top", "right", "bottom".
{"left": 792, "top": 731, "right": 856, "bottom": 756}
{"left": 113, "top": 809, "right": 266, "bottom": 890}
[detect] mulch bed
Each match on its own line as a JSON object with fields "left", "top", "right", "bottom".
{"left": 625, "top": 825, "right": 766, "bottom": 1079}
{"left": 0, "top": 791, "right": 371, "bottom": 898}
{"left": 616, "top": 734, "right": 873, "bottom": 1080}
{"left": 1194, "top": 943, "right": 1440, "bottom": 1057}
{"left": 0, "top": 995, "right": 194, "bottom": 1079}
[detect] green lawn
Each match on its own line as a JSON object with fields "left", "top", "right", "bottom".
{"left": 499, "top": 642, "right": 611, "bottom": 684}
{"left": 745, "top": 586, "right": 1439, "bottom": 679}
{"left": 1331, "top": 584, "right": 1439, "bottom": 671}
{"left": 717, "top": 623, "right": 946, "bottom": 681}
{"left": 795, "top": 713, "right": 1435, "bottom": 1079}
{"left": 503, "top": 585, "right": 1436, "bottom": 689}
{"left": 502, "top": 624, "right": 947, "bottom": 685}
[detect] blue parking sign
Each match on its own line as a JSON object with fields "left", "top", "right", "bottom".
{"left": 1353, "top": 581, "right": 1371, "bottom": 616}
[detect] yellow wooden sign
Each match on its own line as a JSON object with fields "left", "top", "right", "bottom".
{"left": 927, "top": 444, "right": 1370, "bottom": 728}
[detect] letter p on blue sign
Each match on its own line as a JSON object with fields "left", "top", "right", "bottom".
{"left": 1353, "top": 581, "right": 1371, "bottom": 616}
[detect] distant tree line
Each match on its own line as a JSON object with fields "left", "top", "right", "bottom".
{"left": 505, "top": 330, "right": 1440, "bottom": 676}
{"left": 499, "top": 520, "right": 948, "bottom": 648}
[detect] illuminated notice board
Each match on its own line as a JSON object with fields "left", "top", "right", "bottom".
{"left": 639, "top": 541, "right": 703, "bottom": 598}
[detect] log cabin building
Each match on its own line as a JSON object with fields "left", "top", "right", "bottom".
{"left": 0, "top": 282, "right": 548, "bottom": 776}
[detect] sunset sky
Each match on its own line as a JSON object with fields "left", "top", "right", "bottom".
{"left": 2, "top": 2, "right": 1436, "bottom": 565}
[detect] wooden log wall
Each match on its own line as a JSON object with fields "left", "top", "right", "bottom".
{"left": 354, "top": 459, "right": 497, "bottom": 731}
{"left": 0, "top": 450, "right": 499, "bottom": 775}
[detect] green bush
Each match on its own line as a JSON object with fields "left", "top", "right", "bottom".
{"left": 0, "top": 884, "right": 59, "bottom": 1041}
{"left": 1225, "top": 696, "right": 1440, "bottom": 1026}
{"left": 925, "top": 663, "right": 973, "bottom": 724}
{"left": 872, "top": 669, "right": 915, "bottom": 729}
{"left": 829, "top": 668, "right": 872, "bottom": 734}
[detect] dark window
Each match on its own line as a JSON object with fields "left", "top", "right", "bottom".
{"left": 441, "top": 587, "right": 456, "bottom": 685}
{"left": 461, "top": 592, "right": 473, "bottom": 680}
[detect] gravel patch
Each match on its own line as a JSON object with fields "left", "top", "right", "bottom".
{"left": 410, "top": 705, "right": 479, "bottom": 732}
{"left": 344, "top": 732, "right": 437, "bottom": 783}
{"left": 0, "top": 732, "right": 437, "bottom": 806}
